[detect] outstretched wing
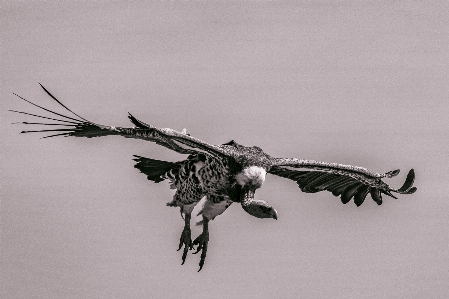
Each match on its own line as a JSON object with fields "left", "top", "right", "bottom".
{"left": 11, "top": 84, "right": 232, "bottom": 158}
{"left": 269, "top": 158, "right": 416, "bottom": 206}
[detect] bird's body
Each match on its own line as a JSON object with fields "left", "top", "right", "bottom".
{"left": 11, "top": 84, "right": 417, "bottom": 271}
{"left": 135, "top": 145, "right": 271, "bottom": 221}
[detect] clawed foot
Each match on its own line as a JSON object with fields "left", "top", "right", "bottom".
{"left": 177, "top": 227, "right": 193, "bottom": 265}
{"left": 192, "top": 230, "right": 209, "bottom": 271}
{"left": 177, "top": 215, "right": 210, "bottom": 271}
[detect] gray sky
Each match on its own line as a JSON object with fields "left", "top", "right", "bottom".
{"left": 2, "top": 1, "right": 448, "bottom": 298}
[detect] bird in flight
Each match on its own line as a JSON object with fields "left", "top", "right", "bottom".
{"left": 11, "top": 84, "right": 417, "bottom": 271}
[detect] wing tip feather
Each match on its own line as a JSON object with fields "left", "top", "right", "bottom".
{"left": 396, "top": 169, "right": 416, "bottom": 193}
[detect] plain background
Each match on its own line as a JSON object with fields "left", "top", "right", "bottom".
{"left": 1, "top": 1, "right": 448, "bottom": 298}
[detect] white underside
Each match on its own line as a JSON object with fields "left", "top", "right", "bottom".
{"left": 201, "top": 197, "right": 233, "bottom": 220}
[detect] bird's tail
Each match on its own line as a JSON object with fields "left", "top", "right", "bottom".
{"left": 133, "top": 156, "right": 182, "bottom": 185}
{"left": 133, "top": 153, "right": 206, "bottom": 188}
{"left": 10, "top": 84, "right": 120, "bottom": 139}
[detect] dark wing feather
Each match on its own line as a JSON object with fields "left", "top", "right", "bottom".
{"left": 353, "top": 185, "right": 370, "bottom": 206}
{"left": 269, "top": 166, "right": 416, "bottom": 206}
{"left": 331, "top": 180, "right": 356, "bottom": 197}
{"left": 369, "top": 188, "right": 383, "bottom": 205}
{"left": 340, "top": 182, "right": 363, "bottom": 204}
{"left": 397, "top": 169, "right": 416, "bottom": 193}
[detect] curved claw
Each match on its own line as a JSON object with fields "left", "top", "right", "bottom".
{"left": 198, "top": 245, "right": 208, "bottom": 272}
{"left": 177, "top": 228, "right": 193, "bottom": 265}
{"left": 192, "top": 231, "right": 209, "bottom": 271}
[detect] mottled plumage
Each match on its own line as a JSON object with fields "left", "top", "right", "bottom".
{"left": 11, "top": 85, "right": 417, "bottom": 271}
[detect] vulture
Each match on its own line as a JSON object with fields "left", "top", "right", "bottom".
{"left": 11, "top": 84, "right": 417, "bottom": 271}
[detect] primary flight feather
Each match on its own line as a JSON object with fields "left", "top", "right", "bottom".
{"left": 11, "top": 84, "right": 417, "bottom": 271}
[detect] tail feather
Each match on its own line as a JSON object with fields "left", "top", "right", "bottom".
{"left": 133, "top": 155, "right": 181, "bottom": 183}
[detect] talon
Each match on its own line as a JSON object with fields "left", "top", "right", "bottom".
{"left": 178, "top": 227, "right": 192, "bottom": 265}
{"left": 192, "top": 234, "right": 205, "bottom": 254}
{"left": 193, "top": 246, "right": 202, "bottom": 254}
{"left": 181, "top": 248, "right": 188, "bottom": 265}
{"left": 177, "top": 227, "right": 191, "bottom": 251}
{"left": 192, "top": 219, "right": 209, "bottom": 271}
{"left": 178, "top": 213, "right": 192, "bottom": 265}
{"left": 198, "top": 240, "right": 208, "bottom": 272}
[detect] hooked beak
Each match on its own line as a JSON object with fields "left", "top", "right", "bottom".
{"left": 240, "top": 185, "right": 278, "bottom": 220}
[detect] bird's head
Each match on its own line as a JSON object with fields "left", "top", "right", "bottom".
{"left": 235, "top": 166, "right": 278, "bottom": 220}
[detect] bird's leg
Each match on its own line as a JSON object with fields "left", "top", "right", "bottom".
{"left": 177, "top": 212, "right": 193, "bottom": 265}
{"left": 193, "top": 216, "right": 209, "bottom": 272}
